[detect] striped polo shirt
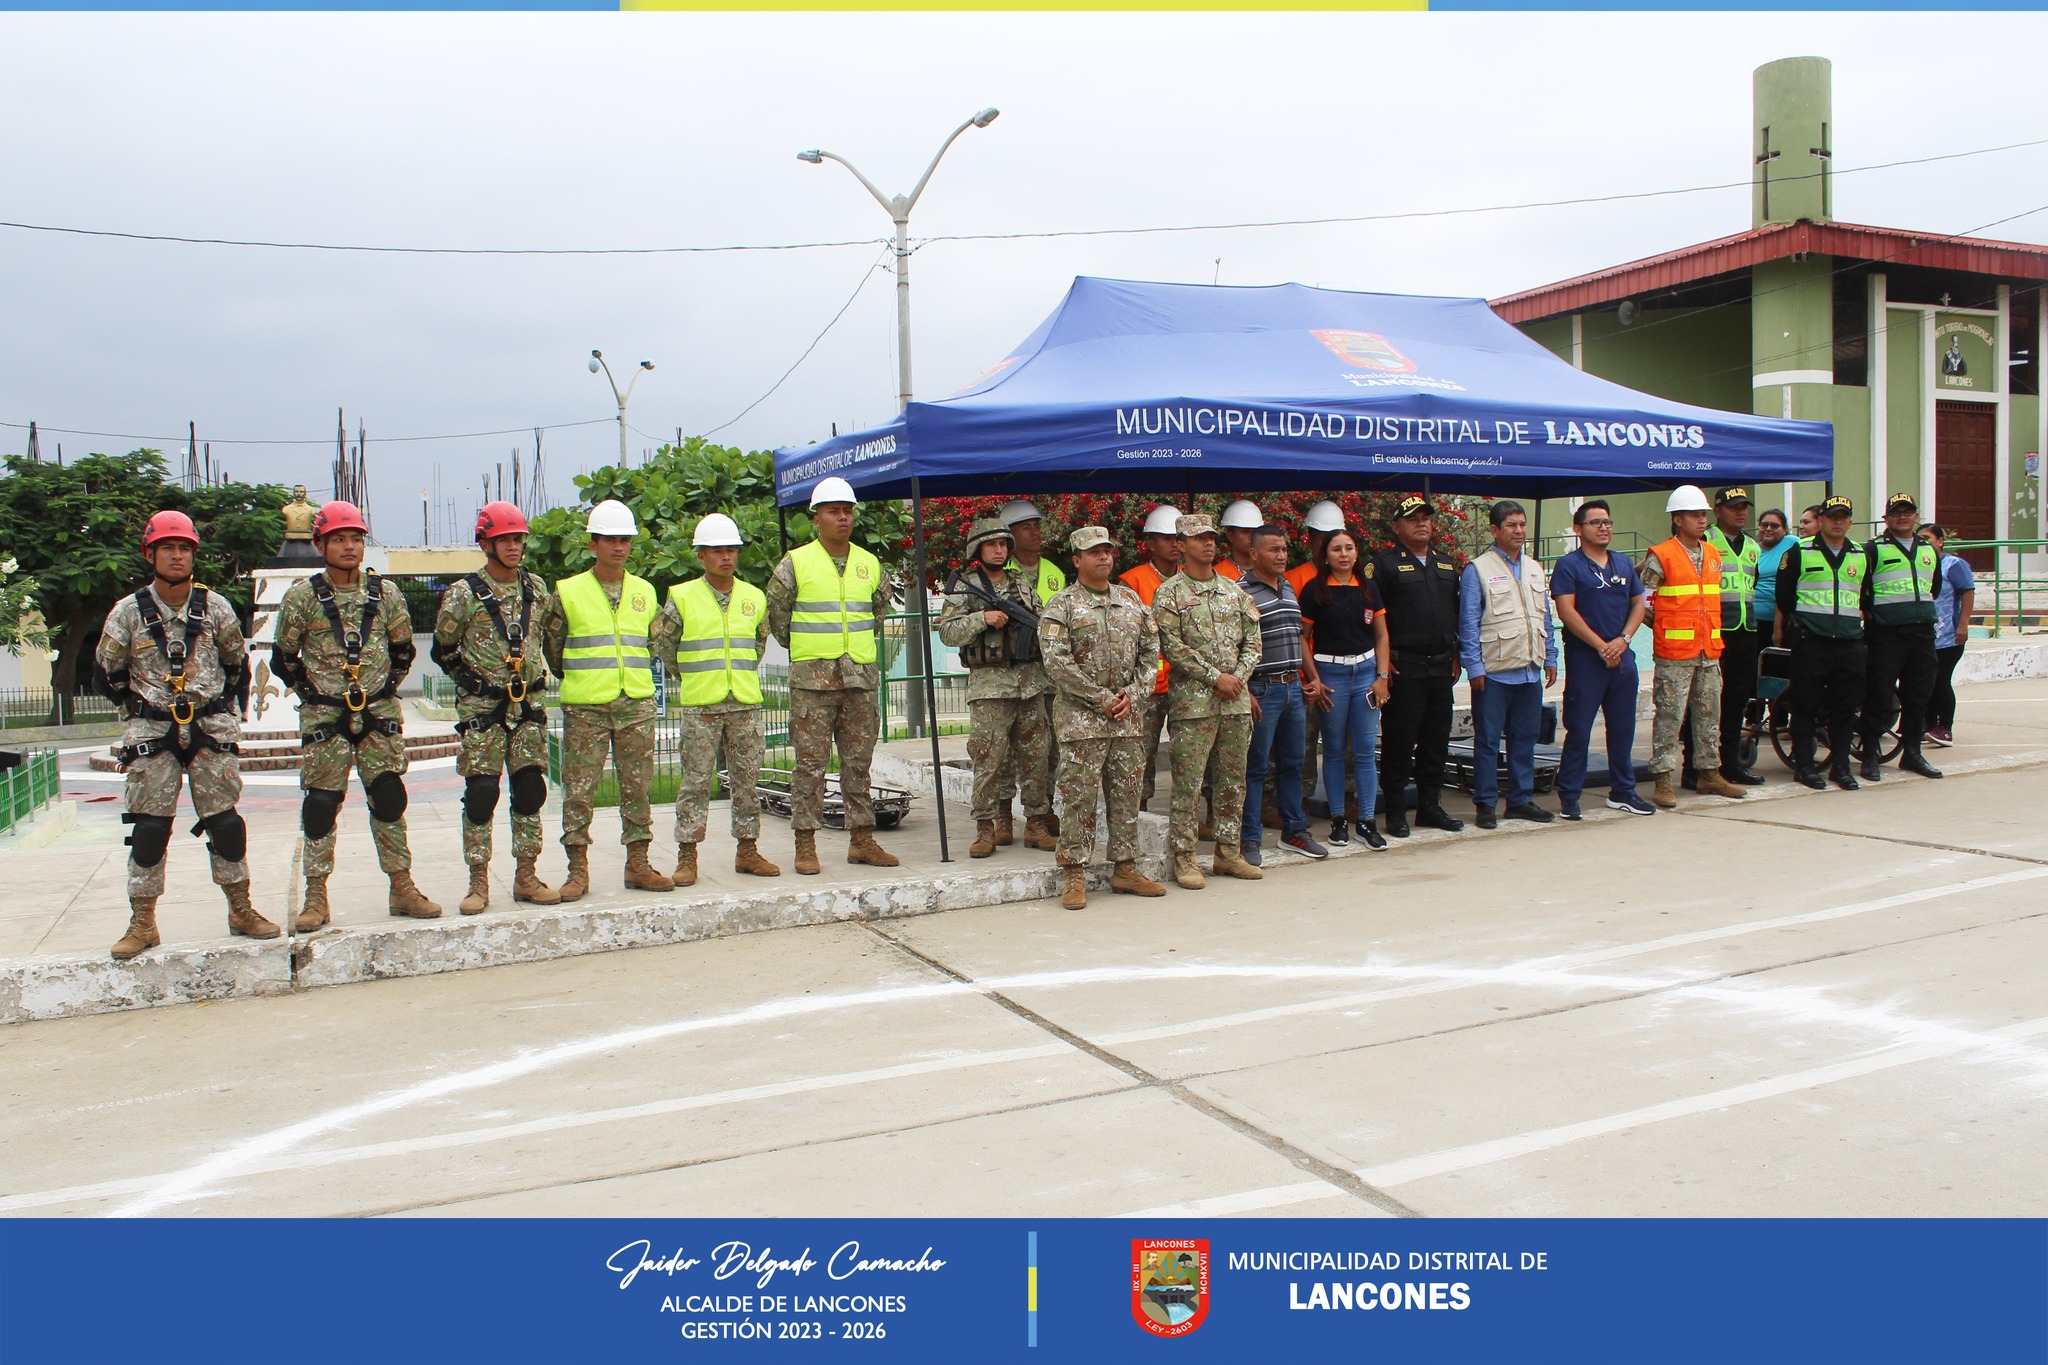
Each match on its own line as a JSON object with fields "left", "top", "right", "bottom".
{"left": 1240, "top": 573, "right": 1304, "bottom": 678}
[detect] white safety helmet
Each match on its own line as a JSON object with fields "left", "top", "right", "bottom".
{"left": 1664, "top": 484, "right": 1712, "bottom": 513}
{"left": 1000, "top": 499, "right": 1042, "bottom": 527}
{"left": 1303, "top": 499, "right": 1345, "bottom": 533}
{"left": 692, "top": 512, "right": 743, "bottom": 548}
{"left": 1141, "top": 505, "right": 1181, "bottom": 536}
{"left": 1220, "top": 499, "right": 1264, "bottom": 529}
{"left": 586, "top": 499, "right": 638, "bottom": 536}
{"left": 810, "top": 476, "right": 858, "bottom": 509}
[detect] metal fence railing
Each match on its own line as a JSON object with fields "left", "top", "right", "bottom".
{"left": 1946, "top": 539, "right": 2048, "bottom": 637}
{"left": 544, "top": 667, "right": 798, "bottom": 808}
{"left": 0, "top": 749, "right": 60, "bottom": 835}
{"left": 0, "top": 689, "right": 120, "bottom": 730}
{"left": 421, "top": 672, "right": 557, "bottom": 712}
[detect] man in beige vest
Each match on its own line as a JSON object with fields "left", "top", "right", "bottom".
{"left": 1456, "top": 500, "right": 1557, "bottom": 829}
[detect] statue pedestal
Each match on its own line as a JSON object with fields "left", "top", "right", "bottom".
{"left": 246, "top": 565, "right": 317, "bottom": 735}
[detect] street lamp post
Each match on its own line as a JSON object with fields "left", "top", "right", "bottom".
{"left": 588, "top": 349, "right": 655, "bottom": 467}
{"left": 799, "top": 108, "right": 999, "bottom": 740}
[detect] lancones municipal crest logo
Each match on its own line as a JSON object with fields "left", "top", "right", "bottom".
{"left": 1131, "top": 1239, "right": 1209, "bottom": 1337}
{"left": 1312, "top": 328, "right": 1418, "bottom": 373}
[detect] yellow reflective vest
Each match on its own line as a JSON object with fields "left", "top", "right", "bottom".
{"left": 788, "top": 540, "right": 881, "bottom": 665}
{"left": 668, "top": 577, "right": 765, "bottom": 706}
{"left": 556, "top": 571, "right": 657, "bottom": 704}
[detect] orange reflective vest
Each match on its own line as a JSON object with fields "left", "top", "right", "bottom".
{"left": 1118, "top": 561, "right": 1174, "bottom": 695}
{"left": 1648, "top": 539, "right": 1724, "bottom": 661}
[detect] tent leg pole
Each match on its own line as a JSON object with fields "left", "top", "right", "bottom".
{"left": 911, "top": 480, "right": 950, "bottom": 863}
{"left": 778, "top": 504, "right": 788, "bottom": 557}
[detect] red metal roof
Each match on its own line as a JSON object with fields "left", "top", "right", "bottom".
{"left": 1490, "top": 220, "right": 2048, "bottom": 325}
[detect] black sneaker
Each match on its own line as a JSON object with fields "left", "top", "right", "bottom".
{"left": 1505, "top": 801, "right": 1555, "bottom": 824}
{"left": 1414, "top": 805, "right": 1464, "bottom": 833}
{"left": 1326, "top": 821, "right": 1351, "bottom": 847}
{"left": 1474, "top": 805, "right": 1498, "bottom": 830}
{"left": 1358, "top": 821, "right": 1388, "bottom": 851}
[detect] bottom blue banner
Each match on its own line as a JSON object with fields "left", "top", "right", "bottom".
{"left": 2, "top": 1218, "right": 2042, "bottom": 1362}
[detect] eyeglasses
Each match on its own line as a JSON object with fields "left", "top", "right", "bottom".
{"left": 1580, "top": 519, "right": 1613, "bottom": 528}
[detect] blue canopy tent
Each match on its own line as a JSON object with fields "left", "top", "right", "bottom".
{"left": 771, "top": 277, "right": 1835, "bottom": 861}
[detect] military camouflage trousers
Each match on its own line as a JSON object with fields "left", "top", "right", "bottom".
{"left": 1054, "top": 735, "right": 1145, "bottom": 869}
{"left": 124, "top": 747, "right": 248, "bottom": 898}
{"left": 1651, "top": 657, "right": 1722, "bottom": 776}
{"left": 675, "top": 704, "right": 763, "bottom": 846}
{"left": 790, "top": 687, "right": 878, "bottom": 832}
{"left": 560, "top": 696, "right": 658, "bottom": 848}
{"left": 301, "top": 727, "right": 411, "bottom": 878}
{"left": 459, "top": 718, "right": 548, "bottom": 865}
{"left": 1137, "top": 691, "right": 1170, "bottom": 807}
{"left": 968, "top": 696, "right": 1050, "bottom": 821}
{"left": 997, "top": 692, "right": 1058, "bottom": 807}
{"left": 1168, "top": 714, "right": 1251, "bottom": 854}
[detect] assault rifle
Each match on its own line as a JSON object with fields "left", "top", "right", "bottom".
{"left": 944, "top": 569, "right": 1042, "bottom": 666}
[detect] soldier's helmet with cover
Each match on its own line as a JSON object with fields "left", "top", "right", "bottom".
{"left": 1303, "top": 500, "right": 1345, "bottom": 533}
{"left": 963, "top": 518, "right": 1014, "bottom": 559}
{"left": 810, "top": 476, "right": 858, "bottom": 509}
{"left": 1219, "top": 499, "right": 1264, "bottom": 529}
{"left": 999, "top": 500, "right": 1042, "bottom": 527}
{"left": 312, "top": 500, "right": 368, "bottom": 539}
{"left": 141, "top": 509, "right": 200, "bottom": 551}
{"left": 1665, "top": 484, "right": 1712, "bottom": 513}
{"left": 474, "top": 500, "right": 529, "bottom": 542}
{"left": 1141, "top": 505, "right": 1181, "bottom": 536}
{"left": 692, "top": 513, "right": 744, "bottom": 547}
{"left": 586, "top": 499, "right": 638, "bottom": 536}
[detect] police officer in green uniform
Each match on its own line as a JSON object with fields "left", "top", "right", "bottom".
{"left": 1860, "top": 493, "right": 1944, "bottom": 782}
{"left": 1691, "top": 486, "right": 1765, "bottom": 787}
{"left": 1774, "top": 494, "right": 1867, "bottom": 791}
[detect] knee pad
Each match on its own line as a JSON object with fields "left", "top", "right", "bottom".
{"left": 191, "top": 808, "right": 248, "bottom": 863}
{"left": 462, "top": 774, "right": 502, "bottom": 826}
{"left": 509, "top": 765, "right": 548, "bottom": 817}
{"left": 302, "top": 787, "right": 346, "bottom": 841}
{"left": 122, "top": 813, "right": 175, "bottom": 868}
{"left": 366, "top": 771, "right": 408, "bottom": 823}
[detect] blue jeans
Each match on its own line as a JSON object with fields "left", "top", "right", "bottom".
{"left": 1243, "top": 675, "right": 1306, "bottom": 845}
{"left": 1558, "top": 648, "right": 1639, "bottom": 803}
{"left": 1317, "top": 658, "right": 1380, "bottom": 819}
{"left": 1471, "top": 675, "right": 1542, "bottom": 808}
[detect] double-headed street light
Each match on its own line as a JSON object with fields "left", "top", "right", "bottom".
{"left": 798, "top": 107, "right": 999, "bottom": 413}
{"left": 589, "top": 349, "right": 655, "bottom": 467}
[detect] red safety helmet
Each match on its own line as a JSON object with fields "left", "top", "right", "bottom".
{"left": 475, "top": 500, "right": 530, "bottom": 542}
{"left": 313, "top": 500, "right": 368, "bottom": 539}
{"left": 141, "top": 509, "right": 200, "bottom": 551}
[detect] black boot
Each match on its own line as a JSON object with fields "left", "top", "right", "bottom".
{"left": 1829, "top": 760, "right": 1860, "bottom": 791}
{"left": 1900, "top": 747, "right": 1944, "bottom": 779}
{"left": 1860, "top": 752, "right": 1883, "bottom": 783}
{"left": 1382, "top": 804, "right": 1411, "bottom": 839}
{"left": 1415, "top": 804, "right": 1464, "bottom": 833}
{"left": 1793, "top": 766, "right": 1828, "bottom": 791}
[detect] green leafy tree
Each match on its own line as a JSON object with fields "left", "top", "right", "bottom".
{"left": 0, "top": 556, "right": 52, "bottom": 657}
{"left": 524, "top": 438, "right": 913, "bottom": 598}
{"left": 0, "top": 449, "right": 285, "bottom": 720}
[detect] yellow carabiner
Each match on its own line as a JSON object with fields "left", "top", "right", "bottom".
{"left": 170, "top": 695, "right": 196, "bottom": 726}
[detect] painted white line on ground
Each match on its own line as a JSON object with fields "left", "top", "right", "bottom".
{"left": 1118, "top": 1181, "right": 1339, "bottom": 1219}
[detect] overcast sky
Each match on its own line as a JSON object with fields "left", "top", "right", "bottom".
{"left": 3, "top": 12, "right": 2043, "bottom": 538}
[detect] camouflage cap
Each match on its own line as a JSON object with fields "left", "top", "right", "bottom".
{"left": 963, "top": 517, "right": 1014, "bottom": 557}
{"left": 1068, "top": 525, "right": 1114, "bottom": 553}
{"left": 1176, "top": 513, "right": 1217, "bottom": 538}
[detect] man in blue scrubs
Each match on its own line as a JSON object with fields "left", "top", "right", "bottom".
{"left": 1550, "top": 500, "right": 1653, "bottom": 818}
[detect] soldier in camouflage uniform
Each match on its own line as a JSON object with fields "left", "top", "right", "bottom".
{"left": 1151, "top": 514, "right": 1265, "bottom": 890}
{"left": 272, "top": 500, "right": 442, "bottom": 925}
{"left": 432, "top": 501, "right": 562, "bottom": 914}
{"left": 96, "top": 509, "right": 278, "bottom": 958}
{"left": 653, "top": 512, "right": 780, "bottom": 885}
{"left": 1038, "top": 526, "right": 1168, "bottom": 911}
{"left": 936, "top": 518, "right": 1054, "bottom": 859}
{"left": 765, "top": 476, "right": 897, "bottom": 875}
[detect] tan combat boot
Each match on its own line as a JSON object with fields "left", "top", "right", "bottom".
{"left": 459, "top": 864, "right": 490, "bottom": 915}
{"left": 387, "top": 870, "right": 443, "bottom": 919}
{"left": 672, "top": 843, "right": 698, "bottom": 888}
{"left": 295, "top": 877, "right": 330, "bottom": 931}
{"left": 624, "top": 842, "right": 675, "bottom": 892}
{"left": 969, "top": 820, "right": 998, "bottom": 859}
{"left": 558, "top": 846, "right": 590, "bottom": 902}
{"left": 226, "top": 882, "right": 282, "bottom": 938}
{"left": 1173, "top": 852, "right": 1206, "bottom": 890}
{"left": 111, "top": 898, "right": 160, "bottom": 960}
{"left": 794, "top": 829, "right": 821, "bottom": 876}
{"left": 514, "top": 856, "right": 561, "bottom": 905}
{"left": 1210, "top": 845, "right": 1264, "bottom": 881}
{"left": 1021, "top": 814, "right": 1058, "bottom": 851}
{"left": 847, "top": 827, "right": 900, "bottom": 867}
{"left": 1060, "top": 865, "right": 1087, "bottom": 911}
{"left": 1697, "top": 771, "right": 1748, "bottom": 800}
{"left": 734, "top": 839, "right": 781, "bottom": 877}
{"left": 1652, "top": 774, "right": 1679, "bottom": 809}
{"left": 1111, "top": 860, "right": 1167, "bottom": 897}
{"left": 1043, "top": 811, "right": 1061, "bottom": 838}
{"left": 993, "top": 807, "right": 1015, "bottom": 847}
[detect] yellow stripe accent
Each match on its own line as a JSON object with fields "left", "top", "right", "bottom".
{"left": 1665, "top": 629, "right": 1696, "bottom": 640}
{"left": 1029, "top": 1266, "right": 1037, "bottom": 1311}
{"left": 1657, "top": 583, "right": 1703, "bottom": 596}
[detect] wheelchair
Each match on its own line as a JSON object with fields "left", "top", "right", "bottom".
{"left": 1739, "top": 644, "right": 1902, "bottom": 772}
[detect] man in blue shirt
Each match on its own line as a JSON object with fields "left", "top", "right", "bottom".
{"left": 1753, "top": 508, "right": 1796, "bottom": 736}
{"left": 1551, "top": 500, "right": 1652, "bottom": 819}
{"left": 1919, "top": 523, "right": 1976, "bottom": 747}
{"left": 1458, "top": 501, "right": 1558, "bottom": 829}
